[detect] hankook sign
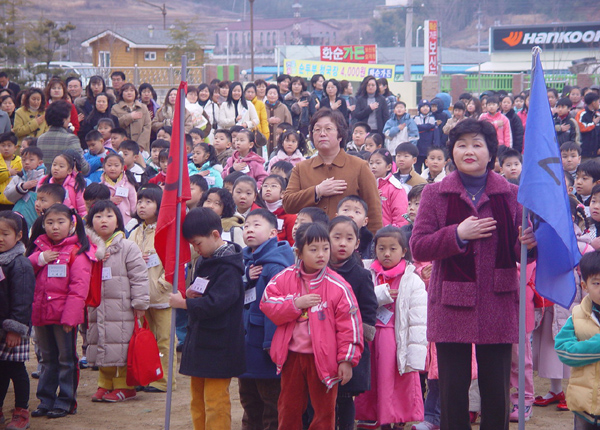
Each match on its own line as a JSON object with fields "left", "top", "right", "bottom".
{"left": 491, "top": 22, "right": 600, "bottom": 52}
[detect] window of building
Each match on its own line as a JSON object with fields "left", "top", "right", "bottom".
{"left": 99, "top": 51, "right": 111, "bottom": 67}
{"left": 267, "top": 32, "right": 271, "bottom": 46}
{"left": 144, "top": 51, "right": 157, "bottom": 61}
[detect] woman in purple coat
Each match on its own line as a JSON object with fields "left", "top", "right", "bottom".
{"left": 410, "top": 118, "right": 537, "bottom": 430}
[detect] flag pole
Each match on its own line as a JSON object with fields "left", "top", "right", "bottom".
{"left": 164, "top": 54, "right": 187, "bottom": 430}
{"left": 518, "top": 207, "right": 528, "bottom": 430}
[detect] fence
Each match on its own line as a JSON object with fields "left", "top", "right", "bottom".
{"left": 22, "top": 65, "right": 206, "bottom": 97}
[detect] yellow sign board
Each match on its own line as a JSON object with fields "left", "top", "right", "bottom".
{"left": 283, "top": 59, "right": 395, "bottom": 82}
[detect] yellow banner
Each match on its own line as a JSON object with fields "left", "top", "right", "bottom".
{"left": 283, "top": 59, "right": 395, "bottom": 82}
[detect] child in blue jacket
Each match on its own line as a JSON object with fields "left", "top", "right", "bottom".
{"left": 383, "top": 101, "right": 419, "bottom": 152}
{"left": 413, "top": 100, "right": 440, "bottom": 173}
{"left": 238, "top": 208, "right": 295, "bottom": 430}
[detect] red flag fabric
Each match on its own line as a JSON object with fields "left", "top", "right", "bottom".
{"left": 155, "top": 81, "right": 191, "bottom": 295}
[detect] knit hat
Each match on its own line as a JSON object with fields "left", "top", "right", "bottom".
{"left": 418, "top": 99, "right": 431, "bottom": 109}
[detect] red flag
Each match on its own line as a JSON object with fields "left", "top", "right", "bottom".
{"left": 155, "top": 81, "right": 191, "bottom": 295}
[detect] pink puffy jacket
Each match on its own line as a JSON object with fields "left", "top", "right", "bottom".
{"left": 377, "top": 173, "right": 409, "bottom": 227}
{"left": 38, "top": 173, "right": 87, "bottom": 217}
{"left": 29, "top": 234, "right": 94, "bottom": 327}
{"left": 260, "top": 264, "right": 363, "bottom": 389}
{"left": 222, "top": 150, "right": 268, "bottom": 187}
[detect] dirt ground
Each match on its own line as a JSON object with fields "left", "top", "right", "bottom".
{"left": 2, "top": 350, "right": 573, "bottom": 430}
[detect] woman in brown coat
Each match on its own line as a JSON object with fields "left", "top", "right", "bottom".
{"left": 111, "top": 83, "right": 152, "bottom": 151}
{"left": 282, "top": 108, "right": 382, "bottom": 234}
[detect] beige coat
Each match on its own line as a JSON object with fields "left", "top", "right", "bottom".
{"left": 87, "top": 234, "right": 150, "bottom": 367}
{"left": 129, "top": 222, "right": 172, "bottom": 309}
{"left": 151, "top": 106, "right": 194, "bottom": 134}
{"left": 111, "top": 100, "right": 152, "bottom": 151}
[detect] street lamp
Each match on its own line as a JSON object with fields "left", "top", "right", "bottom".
{"left": 137, "top": 0, "right": 167, "bottom": 30}
{"left": 415, "top": 25, "right": 423, "bottom": 47}
{"left": 249, "top": 0, "right": 255, "bottom": 81}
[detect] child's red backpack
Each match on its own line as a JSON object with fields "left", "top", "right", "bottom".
{"left": 126, "top": 317, "right": 164, "bottom": 387}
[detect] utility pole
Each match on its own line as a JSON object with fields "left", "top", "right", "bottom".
{"left": 404, "top": 0, "right": 413, "bottom": 82}
{"left": 250, "top": 0, "right": 255, "bottom": 81}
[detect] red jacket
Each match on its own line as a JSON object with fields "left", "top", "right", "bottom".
{"left": 273, "top": 206, "right": 296, "bottom": 246}
{"left": 29, "top": 234, "right": 95, "bottom": 327}
{"left": 377, "top": 173, "right": 409, "bottom": 227}
{"left": 260, "top": 264, "right": 363, "bottom": 389}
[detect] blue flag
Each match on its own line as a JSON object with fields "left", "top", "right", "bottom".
{"left": 517, "top": 49, "right": 581, "bottom": 309}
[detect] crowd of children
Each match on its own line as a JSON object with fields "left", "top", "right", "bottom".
{"left": 0, "top": 71, "right": 600, "bottom": 430}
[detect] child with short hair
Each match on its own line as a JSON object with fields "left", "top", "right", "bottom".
{"left": 393, "top": 143, "right": 427, "bottom": 189}
{"left": 5, "top": 146, "right": 45, "bottom": 228}
{"left": 292, "top": 206, "right": 329, "bottom": 243}
{"left": 383, "top": 101, "right": 419, "bottom": 153}
{"left": 369, "top": 149, "right": 409, "bottom": 227}
{"left": 146, "top": 139, "right": 170, "bottom": 179}
{"left": 561, "top": 141, "right": 582, "bottom": 182}
{"left": 270, "top": 160, "right": 294, "bottom": 181}
{"left": 148, "top": 149, "right": 169, "bottom": 186}
{"left": 223, "top": 129, "right": 268, "bottom": 188}
{"left": 479, "top": 96, "right": 512, "bottom": 148}
{"left": 20, "top": 137, "right": 37, "bottom": 155}
{"left": 188, "top": 174, "right": 209, "bottom": 210}
{"left": 0, "top": 211, "right": 35, "bottom": 430}
{"left": 120, "top": 139, "right": 149, "bottom": 187}
{"left": 413, "top": 100, "right": 440, "bottom": 173}
{"left": 442, "top": 101, "right": 466, "bottom": 135}
{"left": 555, "top": 251, "right": 600, "bottom": 428}
{"left": 169, "top": 207, "right": 246, "bottom": 430}
{"left": 260, "top": 222, "right": 363, "bottom": 429}
{"left": 110, "top": 127, "right": 127, "bottom": 151}
{"left": 575, "top": 160, "right": 600, "bottom": 206}
{"left": 238, "top": 208, "right": 295, "bottom": 430}
{"left": 554, "top": 98, "right": 581, "bottom": 146}
{"left": 421, "top": 146, "right": 448, "bottom": 183}
{"left": 223, "top": 171, "right": 245, "bottom": 193}
{"left": 267, "top": 129, "right": 306, "bottom": 173}
{"left": 156, "top": 126, "right": 172, "bottom": 141}
{"left": 400, "top": 183, "right": 426, "bottom": 242}
{"left": 83, "top": 182, "right": 111, "bottom": 214}
{"left": 355, "top": 226, "right": 427, "bottom": 428}
{"left": 500, "top": 148, "right": 523, "bottom": 181}
{"left": 337, "top": 195, "right": 373, "bottom": 260}
{"left": 0, "top": 131, "right": 22, "bottom": 210}
{"left": 347, "top": 122, "right": 371, "bottom": 152}
{"left": 34, "top": 183, "right": 65, "bottom": 217}
{"left": 575, "top": 92, "right": 600, "bottom": 159}
{"left": 213, "top": 129, "right": 234, "bottom": 168}
{"left": 84, "top": 129, "right": 116, "bottom": 183}
{"left": 261, "top": 174, "right": 297, "bottom": 245}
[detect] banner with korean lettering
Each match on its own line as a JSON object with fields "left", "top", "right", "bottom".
{"left": 284, "top": 59, "right": 394, "bottom": 82}
{"left": 424, "top": 20, "right": 439, "bottom": 75}
{"left": 320, "top": 45, "right": 377, "bottom": 64}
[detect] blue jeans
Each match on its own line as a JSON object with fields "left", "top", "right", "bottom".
{"left": 35, "top": 324, "right": 79, "bottom": 412}
{"left": 424, "top": 379, "right": 441, "bottom": 426}
{"left": 175, "top": 308, "right": 187, "bottom": 345}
